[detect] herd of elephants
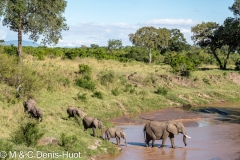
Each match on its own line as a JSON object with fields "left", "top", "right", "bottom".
{"left": 23, "top": 98, "right": 191, "bottom": 148}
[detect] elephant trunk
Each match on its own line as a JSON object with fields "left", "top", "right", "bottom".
{"left": 124, "top": 137, "right": 127, "bottom": 147}
{"left": 182, "top": 128, "right": 187, "bottom": 146}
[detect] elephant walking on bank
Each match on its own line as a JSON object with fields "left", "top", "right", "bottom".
{"left": 67, "top": 107, "right": 85, "bottom": 118}
{"left": 23, "top": 99, "right": 43, "bottom": 122}
{"left": 144, "top": 121, "right": 191, "bottom": 148}
{"left": 105, "top": 128, "right": 127, "bottom": 146}
{"left": 82, "top": 116, "right": 103, "bottom": 138}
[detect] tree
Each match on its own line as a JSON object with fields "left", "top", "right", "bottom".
{"left": 167, "top": 29, "right": 190, "bottom": 52}
{"left": 229, "top": 0, "right": 240, "bottom": 17}
{"left": 0, "top": 0, "right": 69, "bottom": 57}
{"left": 191, "top": 18, "right": 240, "bottom": 69}
{"left": 107, "top": 39, "right": 122, "bottom": 51}
{"left": 90, "top": 44, "right": 99, "bottom": 49}
{"left": 129, "top": 26, "right": 169, "bottom": 63}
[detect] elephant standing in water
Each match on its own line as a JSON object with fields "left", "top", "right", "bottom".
{"left": 144, "top": 121, "right": 191, "bottom": 148}
{"left": 105, "top": 128, "right": 127, "bottom": 146}
{"left": 23, "top": 99, "right": 43, "bottom": 122}
{"left": 82, "top": 116, "right": 103, "bottom": 138}
{"left": 67, "top": 107, "right": 85, "bottom": 118}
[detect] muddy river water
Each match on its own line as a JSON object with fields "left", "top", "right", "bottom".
{"left": 99, "top": 103, "right": 240, "bottom": 160}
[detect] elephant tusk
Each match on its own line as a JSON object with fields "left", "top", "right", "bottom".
{"left": 184, "top": 134, "right": 191, "bottom": 139}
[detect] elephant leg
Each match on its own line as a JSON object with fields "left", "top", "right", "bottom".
{"left": 152, "top": 138, "right": 156, "bottom": 147}
{"left": 92, "top": 127, "right": 96, "bottom": 137}
{"left": 169, "top": 133, "right": 175, "bottom": 148}
{"left": 160, "top": 134, "right": 168, "bottom": 148}
{"left": 145, "top": 137, "right": 150, "bottom": 147}
{"left": 116, "top": 137, "right": 120, "bottom": 145}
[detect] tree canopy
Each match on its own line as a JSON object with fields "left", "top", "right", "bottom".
{"left": 129, "top": 26, "right": 169, "bottom": 63}
{"left": 0, "top": 0, "right": 69, "bottom": 57}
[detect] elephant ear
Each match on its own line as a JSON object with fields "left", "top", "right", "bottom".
{"left": 93, "top": 118, "right": 99, "bottom": 128}
{"left": 166, "top": 122, "right": 178, "bottom": 135}
{"left": 116, "top": 130, "right": 121, "bottom": 138}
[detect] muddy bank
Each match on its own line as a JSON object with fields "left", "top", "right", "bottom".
{"left": 99, "top": 106, "right": 240, "bottom": 160}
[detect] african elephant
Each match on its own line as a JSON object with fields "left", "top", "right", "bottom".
{"left": 82, "top": 116, "right": 103, "bottom": 138}
{"left": 105, "top": 128, "right": 127, "bottom": 146}
{"left": 23, "top": 99, "right": 43, "bottom": 122}
{"left": 23, "top": 99, "right": 36, "bottom": 112}
{"left": 67, "top": 107, "right": 85, "bottom": 118}
{"left": 28, "top": 106, "right": 43, "bottom": 122}
{"left": 143, "top": 121, "right": 191, "bottom": 148}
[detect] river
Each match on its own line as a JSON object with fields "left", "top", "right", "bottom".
{"left": 99, "top": 103, "right": 240, "bottom": 160}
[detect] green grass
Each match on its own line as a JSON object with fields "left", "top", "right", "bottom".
{"left": 1, "top": 54, "right": 240, "bottom": 159}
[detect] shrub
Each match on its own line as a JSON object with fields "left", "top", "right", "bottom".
{"left": 202, "top": 77, "right": 211, "bottom": 85}
{"left": 78, "top": 64, "right": 92, "bottom": 75}
{"left": 11, "top": 121, "right": 44, "bottom": 147}
{"left": 168, "top": 53, "right": 200, "bottom": 77}
{"left": 154, "top": 86, "right": 169, "bottom": 96}
{"left": 59, "top": 133, "right": 77, "bottom": 151}
{"left": 111, "top": 87, "right": 121, "bottom": 96}
{"left": 76, "top": 92, "right": 88, "bottom": 102}
{"left": 92, "top": 91, "right": 103, "bottom": 99}
{"left": 75, "top": 78, "right": 96, "bottom": 91}
{"left": 98, "top": 70, "right": 116, "bottom": 86}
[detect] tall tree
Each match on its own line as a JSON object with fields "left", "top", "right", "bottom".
{"left": 129, "top": 26, "right": 169, "bottom": 63}
{"left": 0, "top": 0, "right": 69, "bottom": 57}
{"left": 191, "top": 18, "right": 240, "bottom": 69}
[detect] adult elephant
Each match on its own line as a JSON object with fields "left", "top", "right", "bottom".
{"left": 23, "top": 99, "right": 36, "bottom": 112}
{"left": 67, "top": 107, "right": 85, "bottom": 118}
{"left": 28, "top": 106, "right": 43, "bottom": 122}
{"left": 82, "top": 116, "right": 103, "bottom": 138}
{"left": 105, "top": 128, "right": 127, "bottom": 146}
{"left": 143, "top": 121, "right": 191, "bottom": 148}
{"left": 23, "top": 99, "right": 43, "bottom": 122}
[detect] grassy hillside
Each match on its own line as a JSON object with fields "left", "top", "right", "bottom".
{"left": 1, "top": 53, "right": 240, "bottom": 159}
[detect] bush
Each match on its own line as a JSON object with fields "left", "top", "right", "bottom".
{"left": 98, "top": 70, "right": 116, "bottom": 86}
{"left": 75, "top": 78, "right": 96, "bottom": 91}
{"left": 59, "top": 133, "right": 77, "bottom": 151}
{"left": 154, "top": 86, "right": 169, "bottom": 96}
{"left": 92, "top": 91, "right": 103, "bottom": 99}
{"left": 11, "top": 121, "right": 44, "bottom": 147}
{"left": 168, "top": 54, "right": 198, "bottom": 77}
{"left": 76, "top": 92, "right": 88, "bottom": 102}
{"left": 78, "top": 64, "right": 92, "bottom": 75}
{"left": 111, "top": 87, "right": 121, "bottom": 96}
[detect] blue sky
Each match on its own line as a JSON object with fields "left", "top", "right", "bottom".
{"left": 0, "top": 0, "right": 235, "bottom": 47}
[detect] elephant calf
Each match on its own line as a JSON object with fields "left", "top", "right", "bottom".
{"left": 67, "top": 106, "right": 85, "bottom": 118}
{"left": 82, "top": 116, "right": 103, "bottom": 138}
{"left": 105, "top": 128, "right": 127, "bottom": 146}
{"left": 23, "top": 99, "right": 43, "bottom": 122}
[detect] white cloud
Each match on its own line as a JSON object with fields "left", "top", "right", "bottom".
{"left": 145, "top": 18, "right": 197, "bottom": 26}
{"left": 1, "top": 18, "right": 196, "bottom": 47}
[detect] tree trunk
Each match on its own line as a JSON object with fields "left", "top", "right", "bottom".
{"left": 223, "top": 47, "right": 233, "bottom": 69}
{"left": 17, "top": 28, "right": 22, "bottom": 57}
{"left": 211, "top": 48, "right": 224, "bottom": 69}
{"left": 148, "top": 48, "right": 152, "bottom": 63}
